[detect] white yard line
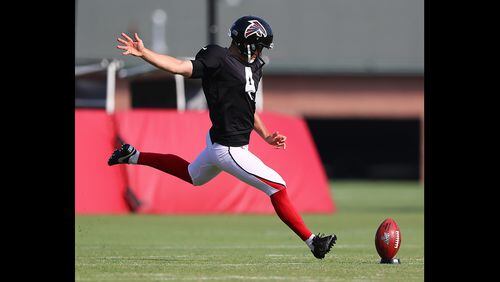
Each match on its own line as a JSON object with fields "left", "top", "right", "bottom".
{"left": 77, "top": 273, "right": 345, "bottom": 281}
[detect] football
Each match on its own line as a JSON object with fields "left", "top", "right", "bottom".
{"left": 375, "top": 218, "right": 401, "bottom": 261}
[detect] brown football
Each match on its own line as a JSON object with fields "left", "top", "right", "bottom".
{"left": 375, "top": 218, "right": 401, "bottom": 260}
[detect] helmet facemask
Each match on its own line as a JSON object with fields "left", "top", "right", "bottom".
{"left": 232, "top": 42, "right": 265, "bottom": 63}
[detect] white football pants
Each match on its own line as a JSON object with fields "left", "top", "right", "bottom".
{"left": 188, "top": 133, "right": 286, "bottom": 196}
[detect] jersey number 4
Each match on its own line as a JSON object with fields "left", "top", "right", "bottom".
{"left": 245, "top": 67, "right": 256, "bottom": 100}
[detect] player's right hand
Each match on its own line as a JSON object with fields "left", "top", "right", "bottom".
{"left": 265, "top": 131, "right": 287, "bottom": 150}
{"left": 117, "top": 32, "right": 145, "bottom": 57}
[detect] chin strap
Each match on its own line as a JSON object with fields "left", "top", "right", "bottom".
{"left": 247, "top": 44, "right": 252, "bottom": 63}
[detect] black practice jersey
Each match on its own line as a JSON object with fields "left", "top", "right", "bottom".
{"left": 190, "top": 44, "right": 264, "bottom": 147}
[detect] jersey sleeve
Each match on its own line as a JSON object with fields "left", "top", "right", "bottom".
{"left": 190, "top": 45, "right": 225, "bottom": 79}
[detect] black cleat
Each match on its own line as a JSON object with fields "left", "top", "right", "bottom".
{"left": 108, "top": 144, "right": 137, "bottom": 166}
{"left": 311, "top": 233, "right": 337, "bottom": 259}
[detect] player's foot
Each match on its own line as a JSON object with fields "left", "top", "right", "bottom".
{"left": 108, "top": 144, "right": 137, "bottom": 166}
{"left": 311, "top": 233, "right": 337, "bottom": 259}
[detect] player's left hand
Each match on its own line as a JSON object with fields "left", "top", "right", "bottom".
{"left": 265, "top": 131, "right": 287, "bottom": 149}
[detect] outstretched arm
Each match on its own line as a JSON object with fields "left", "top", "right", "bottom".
{"left": 254, "top": 113, "right": 287, "bottom": 149}
{"left": 117, "top": 32, "right": 193, "bottom": 78}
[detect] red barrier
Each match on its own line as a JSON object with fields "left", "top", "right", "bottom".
{"left": 75, "top": 109, "right": 334, "bottom": 214}
{"left": 75, "top": 110, "right": 129, "bottom": 214}
{"left": 113, "top": 110, "right": 334, "bottom": 214}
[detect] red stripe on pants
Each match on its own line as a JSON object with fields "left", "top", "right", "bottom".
{"left": 254, "top": 175, "right": 286, "bottom": 192}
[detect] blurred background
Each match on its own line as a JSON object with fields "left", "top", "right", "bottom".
{"left": 75, "top": 1, "right": 424, "bottom": 279}
{"left": 75, "top": 0, "right": 424, "bottom": 215}
{"left": 76, "top": 0, "right": 423, "bottom": 183}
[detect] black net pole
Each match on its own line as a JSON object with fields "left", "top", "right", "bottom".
{"left": 208, "top": 0, "right": 217, "bottom": 45}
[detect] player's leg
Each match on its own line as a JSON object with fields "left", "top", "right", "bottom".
{"left": 107, "top": 143, "right": 221, "bottom": 185}
{"left": 108, "top": 143, "right": 193, "bottom": 183}
{"left": 212, "top": 144, "right": 336, "bottom": 258}
{"left": 187, "top": 146, "right": 222, "bottom": 186}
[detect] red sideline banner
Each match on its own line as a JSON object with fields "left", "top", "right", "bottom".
{"left": 75, "top": 109, "right": 335, "bottom": 214}
{"left": 75, "top": 110, "right": 129, "bottom": 214}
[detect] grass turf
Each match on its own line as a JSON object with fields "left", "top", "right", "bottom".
{"left": 76, "top": 181, "right": 424, "bottom": 281}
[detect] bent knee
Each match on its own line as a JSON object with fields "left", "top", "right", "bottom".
{"left": 254, "top": 176, "right": 286, "bottom": 196}
{"left": 189, "top": 172, "right": 218, "bottom": 186}
{"left": 191, "top": 179, "right": 206, "bottom": 186}
{"left": 259, "top": 176, "right": 286, "bottom": 190}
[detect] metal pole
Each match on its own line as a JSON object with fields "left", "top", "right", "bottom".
{"left": 151, "top": 9, "right": 168, "bottom": 54}
{"left": 208, "top": 0, "right": 217, "bottom": 45}
{"left": 106, "top": 60, "right": 119, "bottom": 114}
{"left": 256, "top": 78, "right": 263, "bottom": 112}
{"left": 175, "top": 74, "right": 186, "bottom": 111}
{"left": 75, "top": 0, "right": 77, "bottom": 43}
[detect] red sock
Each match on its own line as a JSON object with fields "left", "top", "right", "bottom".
{"left": 270, "top": 189, "right": 313, "bottom": 241}
{"left": 138, "top": 152, "right": 193, "bottom": 184}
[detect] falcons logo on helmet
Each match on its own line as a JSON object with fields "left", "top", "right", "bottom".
{"left": 244, "top": 20, "right": 267, "bottom": 38}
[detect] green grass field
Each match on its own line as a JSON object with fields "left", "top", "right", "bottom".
{"left": 76, "top": 181, "right": 424, "bottom": 281}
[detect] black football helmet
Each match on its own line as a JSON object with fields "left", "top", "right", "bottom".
{"left": 228, "top": 15, "right": 274, "bottom": 63}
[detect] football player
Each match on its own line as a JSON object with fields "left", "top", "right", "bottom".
{"left": 109, "top": 15, "right": 336, "bottom": 259}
